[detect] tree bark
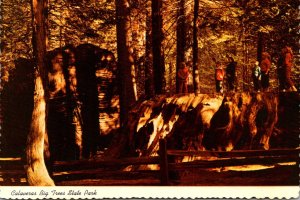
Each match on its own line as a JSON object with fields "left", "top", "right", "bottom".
{"left": 257, "top": 31, "right": 265, "bottom": 63}
{"left": 26, "top": 0, "right": 54, "bottom": 186}
{"left": 124, "top": 92, "right": 296, "bottom": 158}
{"left": 176, "top": 0, "right": 186, "bottom": 93}
{"left": 27, "top": 76, "right": 54, "bottom": 186}
{"left": 145, "top": 6, "right": 155, "bottom": 98}
{"left": 129, "top": 3, "right": 139, "bottom": 100}
{"left": 192, "top": 0, "right": 199, "bottom": 93}
{"left": 115, "top": 0, "right": 136, "bottom": 126}
{"left": 152, "top": 0, "right": 165, "bottom": 94}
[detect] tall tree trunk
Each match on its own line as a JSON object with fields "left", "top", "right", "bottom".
{"left": 145, "top": 6, "right": 155, "bottom": 98}
{"left": 26, "top": 0, "right": 54, "bottom": 186}
{"left": 257, "top": 31, "right": 265, "bottom": 63}
{"left": 115, "top": 0, "right": 136, "bottom": 126}
{"left": 176, "top": 0, "right": 186, "bottom": 93}
{"left": 129, "top": 3, "right": 139, "bottom": 100}
{"left": 152, "top": 0, "right": 165, "bottom": 94}
{"left": 192, "top": 0, "right": 199, "bottom": 93}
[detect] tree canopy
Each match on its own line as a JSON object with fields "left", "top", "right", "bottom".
{"left": 1, "top": 0, "right": 299, "bottom": 93}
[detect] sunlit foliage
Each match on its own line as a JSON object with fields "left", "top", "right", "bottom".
{"left": 0, "top": 0, "right": 299, "bottom": 92}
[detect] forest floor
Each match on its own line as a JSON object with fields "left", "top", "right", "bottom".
{"left": 0, "top": 158, "right": 297, "bottom": 186}
{"left": 56, "top": 163, "right": 297, "bottom": 186}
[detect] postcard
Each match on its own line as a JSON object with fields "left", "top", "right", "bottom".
{"left": 0, "top": 0, "right": 299, "bottom": 199}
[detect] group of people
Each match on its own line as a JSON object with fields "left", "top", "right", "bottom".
{"left": 214, "top": 57, "right": 237, "bottom": 93}
{"left": 177, "top": 45, "right": 297, "bottom": 94}
{"left": 252, "top": 46, "right": 297, "bottom": 92}
{"left": 217, "top": 45, "right": 297, "bottom": 93}
{"left": 177, "top": 57, "right": 237, "bottom": 94}
{"left": 177, "top": 59, "right": 236, "bottom": 94}
{"left": 252, "top": 52, "right": 272, "bottom": 91}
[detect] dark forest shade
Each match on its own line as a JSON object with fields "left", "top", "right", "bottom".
{"left": 257, "top": 32, "right": 266, "bottom": 63}
{"left": 152, "top": 0, "right": 165, "bottom": 94}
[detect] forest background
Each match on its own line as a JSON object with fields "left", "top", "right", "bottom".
{"left": 1, "top": 0, "right": 299, "bottom": 96}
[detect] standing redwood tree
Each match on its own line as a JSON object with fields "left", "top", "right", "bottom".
{"left": 176, "top": 0, "right": 186, "bottom": 93}
{"left": 104, "top": 0, "right": 137, "bottom": 159}
{"left": 115, "top": 0, "right": 136, "bottom": 126}
{"left": 152, "top": 0, "right": 165, "bottom": 94}
{"left": 192, "top": 0, "right": 200, "bottom": 93}
{"left": 145, "top": 6, "right": 155, "bottom": 98}
{"left": 26, "top": 0, "right": 54, "bottom": 185}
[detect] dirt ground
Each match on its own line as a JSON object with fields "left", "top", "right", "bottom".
{"left": 175, "top": 165, "right": 298, "bottom": 186}
{"left": 1, "top": 159, "right": 297, "bottom": 186}
{"left": 55, "top": 164, "right": 298, "bottom": 186}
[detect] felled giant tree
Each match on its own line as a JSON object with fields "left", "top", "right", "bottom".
{"left": 26, "top": 0, "right": 54, "bottom": 185}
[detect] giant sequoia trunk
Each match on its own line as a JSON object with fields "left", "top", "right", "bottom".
{"left": 26, "top": 0, "right": 54, "bottom": 186}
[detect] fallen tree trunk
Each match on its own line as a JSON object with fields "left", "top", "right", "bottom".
{"left": 106, "top": 92, "right": 299, "bottom": 160}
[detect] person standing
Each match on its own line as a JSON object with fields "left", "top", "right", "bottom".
{"left": 215, "top": 62, "right": 225, "bottom": 93}
{"left": 226, "top": 57, "right": 237, "bottom": 91}
{"left": 281, "top": 46, "right": 297, "bottom": 92}
{"left": 177, "top": 62, "right": 189, "bottom": 93}
{"left": 252, "top": 61, "right": 261, "bottom": 91}
{"left": 277, "top": 54, "right": 286, "bottom": 91}
{"left": 260, "top": 52, "right": 271, "bottom": 91}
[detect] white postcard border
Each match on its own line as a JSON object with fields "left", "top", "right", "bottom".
{"left": 0, "top": 186, "right": 299, "bottom": 199}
